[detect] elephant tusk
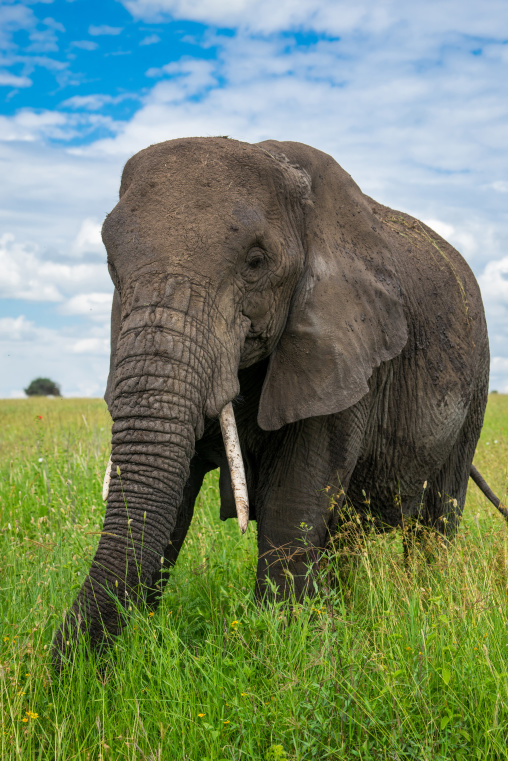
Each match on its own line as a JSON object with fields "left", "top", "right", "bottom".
{"left": 102, "top": 455, "right": 112, "bottom": 501}
{"left": 219, "top": 402, "right": 249, "bottom": 534}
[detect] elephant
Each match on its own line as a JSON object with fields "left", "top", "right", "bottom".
{"left": 53, "top": 136, "right": 505, "bottom": 666}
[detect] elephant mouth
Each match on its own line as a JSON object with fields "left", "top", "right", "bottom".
{"left": 102, "top": 401, "right": 249, "bottom": 534}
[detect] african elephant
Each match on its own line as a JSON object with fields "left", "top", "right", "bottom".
{"left": 53, "top": 136, "right": 496, "bottom": 664}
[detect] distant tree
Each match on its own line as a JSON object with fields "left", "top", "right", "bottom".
{"left": 24, "top": 378, "right": 62, "bottom": 397}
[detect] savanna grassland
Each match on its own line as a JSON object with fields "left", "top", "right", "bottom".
{"left": 1, "top": 396, "right": 507, "bottom": 761}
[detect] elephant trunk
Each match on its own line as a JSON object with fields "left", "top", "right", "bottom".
{"left": 101, "top": 403, "right": 249, "bottom": 533}
{"left": 53, "top": 276, "right": 245, "bottom": 664}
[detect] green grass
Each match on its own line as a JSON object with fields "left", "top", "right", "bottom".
{"left": 0, "top": 395, "right": 507, "bottom": 760}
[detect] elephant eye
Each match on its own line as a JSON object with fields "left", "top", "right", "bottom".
{"left": 248, "top": 256, "right": 263, "bottom": 270}
{"left": 244, "top": 248, "right": 266, "bottom": 281}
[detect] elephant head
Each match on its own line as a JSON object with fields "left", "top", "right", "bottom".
{"left": 53, "top": 137, "right": 407, "bottom": 664}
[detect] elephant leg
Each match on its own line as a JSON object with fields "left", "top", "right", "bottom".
{"left": 146, "top": 456, "right": 214, "bottom": 608}
{"left": 255, "top": 406, "right": 367, "bottom": 602}
{"left": 404, "top": 379, "right": 488, "bottom": 566}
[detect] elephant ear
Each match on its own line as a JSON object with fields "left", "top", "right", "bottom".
{"left": 256, "top": 140, "right": 408, "bottom": 431}
{"left": 104, "top": 288, "right": 121, "bottom": 412}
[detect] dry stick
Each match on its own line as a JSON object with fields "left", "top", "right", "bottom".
{"left": 219, "top": 402, "right": 249, "bottom": 534}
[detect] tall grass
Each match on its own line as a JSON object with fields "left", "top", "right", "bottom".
{"left": 0, "top": 396, "right": 507, "bottom": 760}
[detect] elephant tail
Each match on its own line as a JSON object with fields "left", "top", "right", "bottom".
{"left": 470, "top": 464, "right": 508, "bottom": 524}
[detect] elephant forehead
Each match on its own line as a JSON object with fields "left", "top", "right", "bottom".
{"left": 103, "top": 192, "right": 268, "bottom": 276}
{"left": 102, "top": 138, "right": 304, "bottom": 278}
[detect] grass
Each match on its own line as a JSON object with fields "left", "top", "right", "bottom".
{"left": 0, "top": 395, "right": 507, "bottom": 760}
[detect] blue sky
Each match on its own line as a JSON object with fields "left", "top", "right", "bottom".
{"left": 1, "top": 0, "right": 507, "bottom": 396}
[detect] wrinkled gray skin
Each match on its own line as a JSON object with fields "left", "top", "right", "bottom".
{"left": 53, "top": 138, "right": 489, "bottom": 664}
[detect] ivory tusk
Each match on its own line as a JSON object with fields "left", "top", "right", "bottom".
{"left": 102, "top": 455, "right": 112, "bottom": 501}
{"left": 219, "top": 402, "right": 249, "bottom": 534}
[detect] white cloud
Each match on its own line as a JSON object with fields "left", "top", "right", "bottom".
{"left": 0, "top": 109, "right": 71, "bottom": 142}
{"left": 478, "top": 257, "right": 508, "bottom": 386}
{"left": 490, "top": 358, "right": 508, "bottom": 393}
{"left": 140, "top": 34, "right": 161, "bottom": 45}
{"left": 478, "top": 257, "right": 508, "bottom": 308}
{"left": 121, "top": 0, "right": 508, "bottom": 38}
{"left": 0, "top": 109, "right": 103, "bottom": 142}
{"left": 146, "top": 58, "right": 217, "bottom": 91}
{"left": 421, "top": 218, "right": 498, "bottom": 262}
{"left": 72, "top": 337, "right": 110, "bottom": 354}
{"left": 10, "top": 390, "right": 26, "bottom": 399}
{"left": 492, "top": 181, "right": 508, "bottom": 193}
{"left": 0, "top": 315, "right": 40, "bottom": 341}
{"left": 0, "top": 71, "right": 32, "bottom": 88}
{"left": 0, "top": 315, "right": 111, "bottom": 397}
{"left": 89, "top": 25, "right": 123, "bottom": 36}
{"left": 27, "top": 18, "right": 63, "bottom": 54}
{"left": 0, "top": 233, "right": 111, "bottom": 302}
{"left": 0, "top": 4, "right": 37, "bottom": 51}
{"left": 70, "top": 218, "right": 105, "bottom": 257}
{"left": 71, "top": 40, "right": 99, "bottom": 51}
{"left": 423, "top": 219, "right": 455, "bottom": 241}
{"left": 62, "top": 94, "right": 112, "bottom": 111}
{"left": 1, "top": 0, "right": 508, "bottom": 396}
{"left": 61, "top": 93, "right": 138, "bottom": 111}
{"left": 0, "top": 138, "right": 121, "bottom": 267}
{"left": 60, "top": 292, "right": 113, "bottom": 320}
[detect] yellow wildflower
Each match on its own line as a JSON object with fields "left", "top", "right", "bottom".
{"left": 198, "top": 713, "right": 205, "bottom": 718}
{"left": 224, "top": 720, "right": 230, "bottom": 724}
{"left": 149, "top": 612, "right": 154, "bottom": 617}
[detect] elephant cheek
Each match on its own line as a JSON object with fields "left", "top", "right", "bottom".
{"left": 243, "top": 292, "right": 272, "bottom": 336}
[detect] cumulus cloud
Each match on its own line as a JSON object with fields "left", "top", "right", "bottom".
{"left": 0, "top": 4, "right": 37, "bottom": 51}
{"left": 27, "top": 17, "right": 64, "bottom": 53}
{"left": 490, "top": 357, "right": 508, "bottom": 393}
{"left": 71, "top": 40, "right": 99, "bottom": 51}
{"left": 146, "top": 57, "right": 217, "bottom": 91}
{"left": 60, "top": 292, "right": 113, "bottom": 320}
{"left": 84, "top": 30, "right": 508, "bottom": 263}
{"left": 61, "top": 93, "right": 138, "bottom": 111}
{"left": 72, "top": 337, "right": 110, "bottom": 354}
{"left": 0, "top": 71, "right": 32, "bottom": 88}
{"left": 0, "top": 109, "right": 74, "bottom": 142}
{"left": 70, "top": 218, "right": 106, "bottom": 257}
{"left": 121, "top": 0, "right": 508, "bottom": 38}
{"left": 478, "top": 257, "right": 508, "bottom": 311}
{"left": 0, "top": 315, "right": 111, "bottom": 397}
{"left": 0, "top": 108, "right": 122, "bottom": 145}
{"left": 0, "top": 233, "right": 111, "bottom": 302}
{"left": 0, "top": 315, "right": 41, "bottom": 342}
{"left": 140, "top": 34, "right": 161, "bottom": 45}
{"left": 1, "top": 0, "right": 507, "bottom": 396}
{"left": 89, "top": 25, "right": 123, "bottom": 36}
